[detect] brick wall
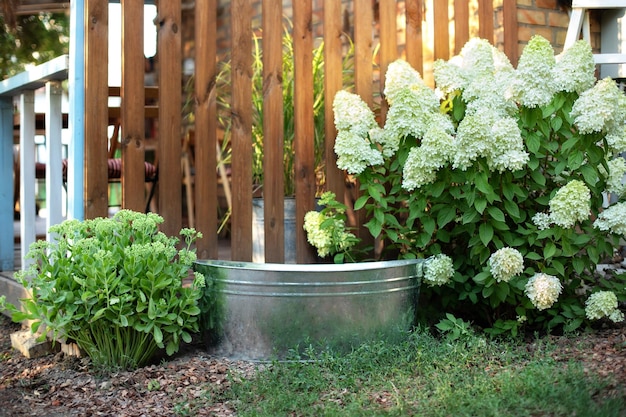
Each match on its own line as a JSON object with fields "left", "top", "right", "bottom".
{"left": 515, "top": 0, "right": 601, "bottom": 55}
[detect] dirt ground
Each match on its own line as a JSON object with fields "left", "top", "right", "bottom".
{"left": 1, "top": 314, "right": 625, "bottom": 417}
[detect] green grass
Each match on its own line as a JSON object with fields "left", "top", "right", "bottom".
{"left": 202, "top": 329, "right": 624, "bottom": 417}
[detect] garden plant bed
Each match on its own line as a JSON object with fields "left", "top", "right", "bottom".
{"left": 1, "top": 313, "right": 625, "bottom": 416}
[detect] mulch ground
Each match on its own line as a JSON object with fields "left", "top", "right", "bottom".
{"left": 1, "top": 314, "right": 625, "bottom": 416}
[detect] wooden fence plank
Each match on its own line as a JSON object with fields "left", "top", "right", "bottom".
{"left": 503, "top": 0, "right": 518, "bottom": 67}
{"left": 121, "top": 0, "right": 145, "bottom": 213}
{"left": 454, "top": 0, "right": 470, "bottom": 54}
{"left": 353, "top": 0, "right": 374, "bottom": 244}
{"left": 433, "top": 0, "right": 450, "bottom": 60}
{"left": 156, "top": 0, "right": 183, "bottom": 238}
{"left": 405, "top": 0, "right": 424, "bottom": 74}
{"left": 323, "top": 0, "right": 345, "bottom": 199}
{"left": 194, "top": 0, "right": 219, "bottom": 259}
{"left": 230, "top": 0, "right": 253, "bottom": 261}
{"left": 262, "top": 0, "right": 285, "bottom": 263}
{"left": 478, "top": 0, "right": 494, "bottom": 42}
{"left": 294, "top": 0, "right": 317, "bottom": 263}
{"left": 378, "top": 0, "right": 398, "bottom": 122}
{"left": 84, "top": 0, "right": 109, "bottom": 219}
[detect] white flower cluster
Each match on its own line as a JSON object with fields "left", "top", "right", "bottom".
{"left": 585, "top": 291, "right": 624, "bottom": 322}
{"left": 603, "top": 157, "right": 626, "bottom": 197}
{"left": 332, "top": 91, "right": 383, "bottom": 174}
{"left": 422, "top": 254, "right": 455, "bottom": 287}
{"left": 553, "top": 40, "right": 596, "bottom": 94}
{"left": 489, "top": 247, "right": 524, "bottom": 283}
{"left": 525, "top": 273, "right": 563, "bottom": 310}
{"left": 593, "top": 201, "right": 626, "bottom": 236}
{"left": 532, "top": 180, "right": 591, "bottom": 230}
{"left": 513, "top": 36, "right": 557, "bottom": 108}
{"left": 303, "top": 210, "right": 356, "bottom": 258}
{"left": 548, "top": 180, "right": 591, "bottom": 228}
{"left": 571, "top": 77, "right": 626, "bottom": 135}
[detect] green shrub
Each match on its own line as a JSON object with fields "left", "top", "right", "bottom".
{"left": 305, "top": 36, "right": 626, "bottom": 335}
{"left": 1, "top": 210, "right": 205, "bottom": 370}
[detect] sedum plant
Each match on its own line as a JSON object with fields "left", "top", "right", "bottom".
{"left": 1, "top": 210, "right": 205, "bottom": 370}
{"left": 306, "top": 36, "right": 626, "bottom": 335}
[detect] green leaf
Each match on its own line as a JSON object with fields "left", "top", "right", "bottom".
{"left": 479, "top": 223, "right": 494, "bottom": 247}
{"left": 543, "top": 242, "right": 557, "bottom": 259}
{"left": 475, "top": 172, "right": 494, "bottom": 196}
{"left": 530, "top": 169, "right": 546, "bottom": 186}
{"left": 503, "top": 200, "right": 520, "bottom": 219}
{"left": 422, "top": 217, "right": 436, "bottom": 236}
{"left": 567, "top": 151, "right": 584, "bottom": 170}
{"left": 153, "top": 325, "right": 163, "bottom": 345}
{"left": 437, "top": 206, "right": 457, "bottom": 228}
{"left": 354, "top": 195, "right": 369, "bottom": 210}
{"left": 486, "top": 206, "right": 506, "bottom": 222}
{"left": 474, "top": 198, "right": 487, "bottom": 214}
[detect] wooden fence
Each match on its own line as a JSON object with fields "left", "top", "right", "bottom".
{"left": 83, "top": 0, "right": 518, "bottom": 264}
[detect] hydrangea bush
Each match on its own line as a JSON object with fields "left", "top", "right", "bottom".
{"left": 306, "top": 36, "right": 626, "bottom": 335}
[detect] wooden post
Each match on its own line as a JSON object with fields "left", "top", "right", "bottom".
{"left": 478, "top": 0, "right": 494, "bottom": 43}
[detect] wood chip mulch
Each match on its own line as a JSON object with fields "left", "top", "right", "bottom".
{"left": 1, "top": 315, "right": 624, "bottom": 416}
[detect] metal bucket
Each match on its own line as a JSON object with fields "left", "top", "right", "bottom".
{"left": 194, "top": 259, "right": 422, "bottom": 361}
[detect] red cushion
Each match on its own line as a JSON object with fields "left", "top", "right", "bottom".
{"left": 35, "top": 158, "right": 157, "bottom": 181}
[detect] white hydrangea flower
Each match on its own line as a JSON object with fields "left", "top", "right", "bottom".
{"left": 384, "top": 82, "right": 442, "bottom": 141}
{"left": 303, "top": 211, "right": 334, "bottom": 258}
{"left": 553, "top": 40, "right": 596, "bottom": 94}
{"left": 433, "top": 58, "right": 466, "bottom": 95}
{"left": 334, "top": 130, "right": 384, "bottom": 175}
{"left": 571, "top": 77, "right": 626, "bottom": 134}
{"left": 513, "top": 36, "right": 557, "bottom": 108}
{"left": 489, "top": 247, "right": 524, "bottom": 283}
{"left": 606, "top": 125, "right": 626, "bottom": 155}
{"left": 487, "top": 116, "right": 529, "bottom": 172}
{"left": 384, "top": 59, "right": 425, "bottom": 104}
{"left": 453, "top": 109, "right": 495, "bottom": 170}
{"left": 333, "top": 90, "right": 378, "bottom": 137}
{"left": 423, "top": 254, "right": 455, "bottom": 287}
{"left": 548, "top": 180, "right": 591, "bottom": 228}
{"left": 525, "top": 273, "right": 563, "bottom": 310}
{"left": 593, "top": 201, "right": 626, "bottom": 236}
{"left": 532, "top": 212, "right": 552, "bottom": 230}
{"left": 402, "top": 123, "right": 455, "bottom": 190}
{"left": 585, "top": 291, "right": 624, "bottom": 322}
{"left": 602, "top": 157, "right": 626, "bottom": 197}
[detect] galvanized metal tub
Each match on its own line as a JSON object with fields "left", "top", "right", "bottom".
{"left": 194, "top": 259, "right": 422, "bottom": 361}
